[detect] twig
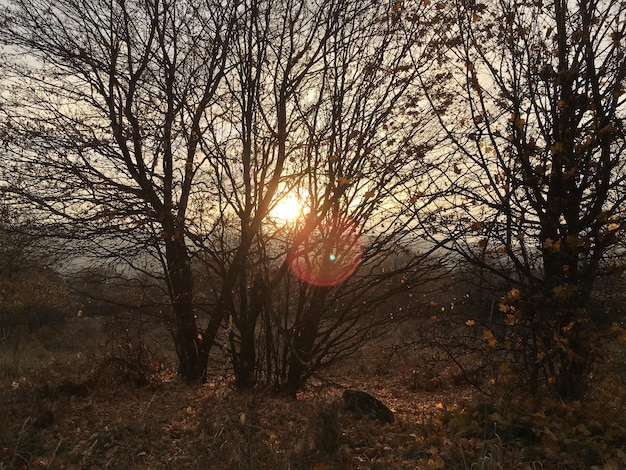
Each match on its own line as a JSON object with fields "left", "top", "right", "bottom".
{"left": 48, "top": 437, "right": 63, "bottom": 469}
{"left": 10, "top": 417, "right": 32, "bottom": 470}
{"left": 139, "top": 392, "right": 157, "bottom": 422}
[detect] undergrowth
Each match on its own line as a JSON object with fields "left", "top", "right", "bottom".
{"left": 1, "top": 315, "right": 625, "bottom": 469}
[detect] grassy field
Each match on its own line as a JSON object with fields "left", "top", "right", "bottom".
{"left": 1, "top": 315, "right": 626, "bottom": 469}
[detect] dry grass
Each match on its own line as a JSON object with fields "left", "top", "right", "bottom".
{"left": 1, "top": 316, "right": 626, "bottom": 469}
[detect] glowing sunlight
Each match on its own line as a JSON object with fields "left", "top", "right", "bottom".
{"left": 269, "top": 194, "right": 304, "bottom": 223}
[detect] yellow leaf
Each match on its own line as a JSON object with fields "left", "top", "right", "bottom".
{"left": 465, "top": 319, "right": 475, "bottom": 326}
{"left": 428, "top": 455, "right": 445, "bottom": 468}
{"left": 483, "top": 329, "right": 497, "bottom": 348}
{"left": 410, "top": 191, "right": 424, "bottom": 203}
{"left": 543, "top": 238, "right": 561, "bottom": 253}
{"left": 435, "top": 402, "right": 444, "bottom": 409}
{"left": 488, "top": 412, "right": 509, "bottom": 425}
{"left": 392, "top": 1, "right": 404, "bottom": 12}
{"left": 576, "top": 423, "right": 591, "bottom": 436}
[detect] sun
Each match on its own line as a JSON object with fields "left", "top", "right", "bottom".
{"left": 269, "top": 194, "right": 303, "bottom": 222}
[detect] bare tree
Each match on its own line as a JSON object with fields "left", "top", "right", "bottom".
{"left": 423, "top": 0, "right": 626, "bottom": 399}
{"left": 0, "top": 0, "right": 235, "bottom": 381}
{"left": 192, "top": 0, "right": 448, "bottom": 394}
{"left": 0, "top": 0, "right": 449, "bottom": 392}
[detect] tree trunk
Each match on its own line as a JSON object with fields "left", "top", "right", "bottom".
{"left": 199, "top": 311, "right": 223, "bottom": 381}
{"left": 286, "top": 288, "right": 328, "bottom": 397}
{"left": 233, "top": 324, "right": 257, "bottom": 389}
{"left": 558, "top": 339, "right": 588, "bottom": 401}
{"left": 232, "top": 276, "right": 267, "bottom": 389}
{"left": 164, "top": 228, "right": 201, "bottom": 382}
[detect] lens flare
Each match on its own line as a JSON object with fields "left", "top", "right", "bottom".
{"left": 288, "top": 216, "right": 363, "bottom": 286}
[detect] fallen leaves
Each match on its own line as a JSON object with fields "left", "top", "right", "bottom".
{"left": 3, "top": 318, "right": 626, "bottom": 469}
{"left": 483, "top": 328, "right": 497, "bottom": 348}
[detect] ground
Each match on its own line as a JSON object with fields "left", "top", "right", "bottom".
{"left": 1, "top": 316, "right": 626, "bottom": 469}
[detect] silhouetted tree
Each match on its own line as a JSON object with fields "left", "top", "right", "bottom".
{"left": 0, "top": 0, "right": 448, "bottom": 392}
{"left": 422, "top": 0, "right": 626, "bottom": 399}
{"left": 193, "top": 0, "right": 448, "bottom": 393}
{"left": 0, "top": 0, "right": 236, "bottom": 381}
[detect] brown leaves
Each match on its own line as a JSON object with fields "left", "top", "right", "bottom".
{"left": 609, "top": 322, "right": 626, "bottom": 343}
{"left": 543, "top": 237, "right": 561, "bottom": 253}
{"left": 469, "top": 220, "right": 482, "bottom": 231}
{"left": 337, "top": 176, "right": 351, "bottom": 187}
{"left": 483, "top": 328, "right": 497, "bottom": 348}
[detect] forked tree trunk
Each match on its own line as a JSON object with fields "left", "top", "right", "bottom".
{"left": 286, "top": 287, "right": 328, "bottom": 396}
{"left": 231, "top": 276, "right": 267, "bottom": 389}
{"left": 232, "top": 324, "right": 257, "bottom": 389}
